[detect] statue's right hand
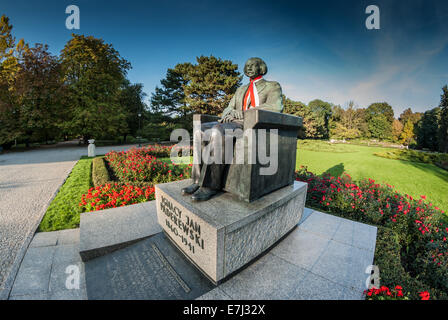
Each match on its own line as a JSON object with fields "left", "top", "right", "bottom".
{"left": 219, "top": 113, "right": 234, "bottom": 123}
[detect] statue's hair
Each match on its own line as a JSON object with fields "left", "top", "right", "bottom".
{"left": 244, "top": 57, "right": 268, "bottom": 76}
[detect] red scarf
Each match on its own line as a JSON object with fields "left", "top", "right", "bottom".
{"left": 243, "top": 76, "right": 263, "bottom": 111}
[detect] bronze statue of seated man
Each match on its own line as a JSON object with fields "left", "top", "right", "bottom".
{"left": 182, "top": 57, "right": 284, "bottom": 201}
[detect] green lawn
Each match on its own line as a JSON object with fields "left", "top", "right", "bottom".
{"left": 296, "top": 141, "right": 448, "bottom": 212}
{"left": 39, "top": 156, "right": 93, "bottom": 232}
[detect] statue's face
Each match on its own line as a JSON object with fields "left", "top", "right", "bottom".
{"left": 245, "top": 59, "right": 262, "bottom": 79}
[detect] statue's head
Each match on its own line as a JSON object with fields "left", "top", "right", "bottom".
{"left": 244, "top": 57, "right": 268, "bottom": 79}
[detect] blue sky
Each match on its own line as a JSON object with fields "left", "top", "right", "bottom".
{"left": 2, "top": 0, "right": 448, "bottom": 117}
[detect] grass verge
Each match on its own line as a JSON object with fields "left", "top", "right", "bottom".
{"left": 38, "top": 156, "right": 93, "bottom": 232}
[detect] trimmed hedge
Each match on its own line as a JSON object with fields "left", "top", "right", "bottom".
{"left": 373, "top": 227, "right": 447, "bottom": 300}
{"left": 296, "top": 166, "right": 448, "bottom": 300}
{"left": 92, "top": 157, "right": 113, "bottom": 187}
{"left": 374, "top": 149, "right": 448, "bottom": 171}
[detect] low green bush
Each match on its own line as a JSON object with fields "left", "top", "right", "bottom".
{"left": 374, "top": 149, "right": 448, "bottom": 170}
{"left": 92, "top": 157, "right": 113, "bottom": 187}
{"left": 296, "top": 166, "right": 448, "bottom": 300}
{"left": 373, "top": 227, "right": 447, "bottom": 300}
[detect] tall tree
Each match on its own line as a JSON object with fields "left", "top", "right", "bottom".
{"left": 119, "top": 79, "right": 147, "bottom": 142}
{"left": 400, "top": 120, "right": 415, "bottom": 146}
{"left": 391, "top": 119, "right": 404, "bottom": 142}
{"left": 60, "top": 34, "right": 131, "bottom": 143}
{"left": 366, "top": 102, "right": 394, "bottom": 140}
{"left": 308, "top": 99, "right": 332, "bottom": 139}
{"left": 284, "top": 97, "right": 317, "bottom": 138}
{"left": 417, "top": 107, "right": 441, "bottom": 151}
{"left": 329, "top": 102, "right": 364, "bottom": 139}
{"left": 183, "top": 55, "right": 242, "bottom": 115}
{"left": 14, "top": 44, "right": 66, "bottom": 145}
{"left": 368, "top": 113, "right": 391, "bottom": 140}
{"left": 150, "top": 63, "right": 191, "bottom": 118}
{"left": 438, "top": 85, "right": 448, "bottom": 153}
{"left": 399, "top": 108, "right": 423, "bottom": 126}
{"left": 0, "top": 15, "right": 28, "bottom": 148}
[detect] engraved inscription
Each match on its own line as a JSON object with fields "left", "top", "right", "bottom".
{"left": 160, "top": 195, "right": 205, "bottom": 254}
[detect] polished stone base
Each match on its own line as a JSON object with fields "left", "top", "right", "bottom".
{"left": 155, "top": 179, "right": 307, "bottom": 283}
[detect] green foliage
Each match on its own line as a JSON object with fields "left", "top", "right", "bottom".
{"left": 307, "top": 99, "right": 332, "bottom": 139}
{"left": 14, "top": 44, "right": 66, "bottom": 145}
{"left": 92, "top": 157, "right": 113, "bottom": 187}
{"left": 296, "top": 167, "right": 448, "bottom": 299}
{"left": 329, "top": 102, "right": 365, "bottom": 139}
{"left": 438, "top": 85, "right": 448, "bottom": 153}
{"left": 38, "top": 157, "right": 93, "bottom": 231}
{"left": 373, "top": 227, "right": 446, "bottom": 300}
{"left": 119, "top": 80, "right": 147, "bottom": 142}
{"left": 374, "top": 148, "right": 448, "bottom": 170}
{"left": 366, "top": 102, "right": 395, "bottom": 124}
{"left": 284, "top": 98, "right": 315, "bottom": 138}
{"left": 184, "top": 55, "right": 242, "bottom": 116}
{"left": 368, "top": 113, "right": 391, "bottom": 140}
{"left": 150, "top": 64, "right": 191, "bottom": 118}
{"left": 60, "top": 34, "right": 131, "bottom": 142}
{"left": 417, "top": 107, "right": 441, "bottom": 151}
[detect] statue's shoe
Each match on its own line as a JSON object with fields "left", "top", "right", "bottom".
{"left": 191, "top": 187, "right": 218, "bottom": 201}
{"left": 181, "top": 183, "right": 200, "bottom": 195}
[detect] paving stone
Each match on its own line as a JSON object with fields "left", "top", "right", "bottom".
{"left": 218, "top": 253, "right": 308, "bottom": 300}
{"left": 338, "top": 287, "right": 365, "bottom": 300}
{"left": 298, "top": 211, "right": 343, "bottom": 238}
{"left": 49, "top": 287, "right": 87, "bottom": 300}
{"left": 56, "top": 229, "right": 80, "bottom": 245}
{"left": 270, "top": 229, "right": 330, "bottom": 270}
{"left": 299, "top": 207, "right": 314, "bottom": 225}
{"left": 332, "top": 219, "right": 377, "bottom": 252}
{"left": 53, "top": 244, "right": 81, "bottom": 265}
{"left": 10, "top": 266, "right": 51, "bottom": 296}
{"left": 196, "top": 287, "right": 232, "bottom": 300}
{"left": 18, "top": 246, "right": 55, "bottom": 270}
{"left": 311, "top": 240, "right": 374, "bottom": 291}
{"left": 9, "top": 292, "right": 49, "bottom": 300}
{"left": 294, "top": 271, "right": 342, "bottom": 300}
{"left": 29, "top": 231, "right": 58, "bottom": 248}
{"left": 49, "top": 261, "right": 86, "bottom": 292}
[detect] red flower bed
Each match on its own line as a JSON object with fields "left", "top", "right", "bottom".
{"left": 296, "top": 166, "right": 448, "bottom": 299}
{"left": 364, "top": 285, "right": 408, "bottom": 300}
{"left": 80, "top": 146, "right": 192, "bottom": 213}
{"left": 80, "top": 183, "right": 155, "bottom": 212}
{"left": 105, "top": 146, "right": 191, "bottom": 185}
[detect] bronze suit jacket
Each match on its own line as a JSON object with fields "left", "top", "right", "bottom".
{"left": 222, "top": 79, "right": 284, "bottom": 118}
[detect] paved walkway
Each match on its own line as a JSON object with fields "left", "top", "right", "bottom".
{"left": 0, "top": 143, "right": 138, "bottom": 298}
{"left": 7, "top": 208, "right": 377, "bottom": 300}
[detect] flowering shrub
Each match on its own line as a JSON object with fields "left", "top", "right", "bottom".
{"left": 80, "top": 183, "right": 155, "bottom": 212}
{"left": 105, "top": 146, "right": 191, "bottom": 186}
{"left": 364, "top": 286, "right": 410, "bottom": 300}
{"left": 296, "top": 166, "right": 448, "bottom": 300}
{"left": 80, "top": 146, "right": 192, "bottom": 213}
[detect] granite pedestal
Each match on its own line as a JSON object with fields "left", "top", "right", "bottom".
{"left": 155, "top": 179, "right": 307, "bottom": 283}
